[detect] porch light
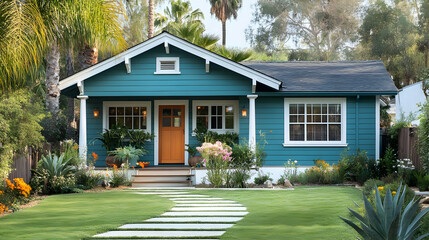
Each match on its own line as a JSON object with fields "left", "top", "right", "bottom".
{"left": 241, "top": 107, "right": 248, "bottom": 117}
{"left": 93, "top": 109, "right": 100, "bottom": 117}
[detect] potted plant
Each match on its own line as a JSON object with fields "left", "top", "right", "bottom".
{"left": 186, "top": 144, "right": 202, "bottom": 167}
{"left": 97, "top": 125, "right": 131, "bottom": 166}
{"left": 108, "top": 145, "right": 147, "bottom": 167}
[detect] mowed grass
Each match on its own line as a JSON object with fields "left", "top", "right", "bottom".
{"left": 194, "top": 186, "right": 362, "bottom": 240}
{"left": 0, "top": 186, "right": 361, "bottom": 240}
{"left": 0, "top": 190, "right": 173, "bottom": 240}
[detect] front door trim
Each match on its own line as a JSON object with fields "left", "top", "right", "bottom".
{"left": 154, "top": 100, "right": 189, "bottom": 165}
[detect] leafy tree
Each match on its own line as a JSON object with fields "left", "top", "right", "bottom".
{"left": 155, "top": 0, "right": 204, "bottom": 33}
{"left": 246, "top": 0, "right": 361, "bottom": 60}
{"left": 209, "top": 0, "right": 242, "bottom": 46}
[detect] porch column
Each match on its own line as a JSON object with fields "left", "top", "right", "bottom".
{"left": 77, "top": 95, "right": 88, "bottom": 160}
{"left": 247, "top": 95, "right": 258, "bottom": 151}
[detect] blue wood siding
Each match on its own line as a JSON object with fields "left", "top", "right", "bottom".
{"left": 84, "top": 45, "right": 253, "bottom": 97}
{"left": 256, "top": 96, "right": 376, "bottom": 166}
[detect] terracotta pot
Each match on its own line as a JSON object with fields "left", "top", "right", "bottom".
{"left": 105, "top": 155, "right": 121, "bottom": 167}
{"left": 188, "top": 156, "right": 203, "bottom": 167}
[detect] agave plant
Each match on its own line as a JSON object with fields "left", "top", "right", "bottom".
{"left": 39, "top": 153, "right": 74, "bottom": 178}
{"left": 340, "top": 183, "right": 429, "bottom": 240}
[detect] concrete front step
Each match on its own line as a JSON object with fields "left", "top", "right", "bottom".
{"left": 119, "top": 223, "right": 234, "bottom": 229}
{"left": 145, "top": 217, "right": 244, "bottom": 222}
{"left": 138, "top": 168, "right": 191, "bottom": 175}
{"left": 93, "top": 230, "right": 225, "bottom": 238}
{"left": 162, "top": 211, "right": 248, "bottom": 216}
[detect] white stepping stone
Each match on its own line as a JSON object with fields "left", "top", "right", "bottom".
{"left": 93, "top": 230, "right": 225, "bottom": 238}
{"left": 173, "top": 200, "right": 236, "bottom": 203}
{"left": 119, "top": 223, "right": 234, "bottom": 229}
{"left": 145, "top": 217, "right": 244, "bottom": 222}
{"left": 160, "top": 195, "right": 208, "bottom": 197}
{"left": 135, "top": 192, "right": 189, "bottom": 195}
{"left": 170, "top": 197, "right": 223, "bottom": 200}
{"left": 171, "top": 207, "right": 246, "bottom": 211}
{"left": 162, "top": 211, "right": 248, "bottom": 216}
{"left": 176, "top": 203, "right": 243, "bottom": 207}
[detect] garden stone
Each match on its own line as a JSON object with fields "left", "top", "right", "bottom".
{"left": 264, "top": 180, "right": 273, "bottom": 188}
{"left": 420, "top": 197, "right": 429, "bottom": 204}
{"left": 284, "top": 180, "right": 293, "bottom": 188}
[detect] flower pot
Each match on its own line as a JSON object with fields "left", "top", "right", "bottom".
{"left": 105, "top": 155, "right": 121, "bottom": 167}
{"left": 189, "top": 156, "right": 203, "bottom": 167}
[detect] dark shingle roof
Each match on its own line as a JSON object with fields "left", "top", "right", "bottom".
{"left": 241, "top": 60, "right": 398, "bottom": 93}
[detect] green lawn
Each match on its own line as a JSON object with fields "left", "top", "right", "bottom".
{"left": 0, "top": 187, "right": 361, "bottom": 240}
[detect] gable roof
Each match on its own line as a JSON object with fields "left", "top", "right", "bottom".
{"left": 59, "top": 32, "right": 282, "bottom": 91}
{"left": 241, "top": 60, "right": 398, "bottom": 93}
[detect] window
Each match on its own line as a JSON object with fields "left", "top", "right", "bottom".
{"left": 103, "top": 101, "right": 151, "bottom": 132}
{"left": 154, "top": 57, "right": 180, "bottom": 74}
{"left": 192, "top": 100, "right": 239, "bottom": 133}
{"left": 284, "top": 98, "right": 346, "bottom": 146}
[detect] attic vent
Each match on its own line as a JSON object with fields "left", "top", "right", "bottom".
{"left": 155, "top": 57, "right": 180, "bottom": 74}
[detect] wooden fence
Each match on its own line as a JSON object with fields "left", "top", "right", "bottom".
{"left": 398, "top": 127, "right": 422, "bottom": 170}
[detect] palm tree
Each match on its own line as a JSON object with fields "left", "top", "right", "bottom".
{"left": 172, "top": 22, "right": 219, "bottom": 50}
{"left": 0, "top": 0, "right": 47, "bottom": 93}
{"left": 155, "top": 0, "right": 204, "bottom": 33}
{"left": 208, "top": 0, "right": 242, "bottom": 46}
{"left": 214, "top": 46, "right": 253, "bottom": 62}
{"left": 148, "top": 0, "right": 154, "bottom": 38}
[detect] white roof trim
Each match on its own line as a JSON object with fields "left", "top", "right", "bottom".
{"left": 59, "top": 32, "right": 282, "bottom": 91}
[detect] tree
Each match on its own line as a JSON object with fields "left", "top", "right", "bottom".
{"left": 155, "top": 0, "right": 204, "bottom": 34}
{"left": 246, "top": 0, "right": 361, "bottom": 60}
{"left": 209, "top": 0, "right": 242, "bottom": 46}
{"left": 148, "top": 0, "right": 154, "bottom": 38}
{"left": 172, "top": 22, "right": 219, "bottom": 49}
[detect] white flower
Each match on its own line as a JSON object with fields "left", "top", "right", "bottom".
{"left": 294, "top": 160, "right": 298, "bottom": 164}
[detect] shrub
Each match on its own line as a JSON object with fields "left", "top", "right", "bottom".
{"left": 194, "top": 126, "right": 239, "bottom": 146}
{"left": 61, "top": 140, "right": 82, "bottom": 166}
{"left": 283, "top": 159, "right": 298, "bottom": 183}
{"left": 304, "top": 160, "right": 341, "bottom": 184}
{"left": 97, "top": 125, "right": 154, "bottom": 152}
{"left": 38, "top": 153, "right": 74, "bottom": 177}
{"left": 362, "top": 179, "right": 385, "bottom": 197}
{"left": 418, "top": 101, "right": 429, "bottom": 173}
{"left": 254, "top": 172, "right": 272, "bottom": 185}
{"left": 1, "top": 178, "right": 32, "bottom": 213}
{"left": 416, "top": 173, "right": 429, "bottom": 191}
{"left": 377, "top": 144, "right": 397, "bottom": 176}
{"left": 226, "top": 169, "right": 250, "bottom": 188}
{"left": 109, "top": 165, "right": 130, "bottom": 188}
{"left": 339, "top": 149, "right": 377, "bottom": 185}
{"left": 341, "top": 183, "right": 429, "bottom": 240}
{"left": 197, "top": 141, "right": 232, "bottom": 187}
{"left": 109, "top": 145, "right": 146, "bottom": 167}
{"left": 75, "top": 167, "right": 105, "bottom": 190}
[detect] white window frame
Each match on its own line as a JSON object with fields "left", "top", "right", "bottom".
{"left": 283, "top": 98, "right": 347, "bottom": 147}
{"left": 192, "top": 100, "right": 239, "bottom": 134}
{"left": 154, "top": 57, "right": 180, "bottom": 74}
{"left": 102, "top": 101, "right": 152, "bottom": 133}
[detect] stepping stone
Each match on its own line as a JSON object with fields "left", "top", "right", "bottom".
{"left": 170, "top": 197, "right": 224, "bottom": 200}
{"left": 145, "top": 217, "right": 244, "bottom": 222}
{"left": 162, "top": 211, "right": 248, "bottom": 216}
{"left": 93, "top": 230, "right": 225, "bottom": 238}
{"left": 176, "top": 203, "right": 243, "bottom": 207}
{"left": 173, "top": 200, "right": 236, "bottom": 203}
{"left": 160, "top": 195, "right": 208, "bottom": 197}
{"left": 119, "top": 223, "right": 234, "bottom": 229}
{"left": 171, "top": 207, "right": 246, "bottom": 211}
{"left": 135, "top": 192, "right": 189, "bottom": 195}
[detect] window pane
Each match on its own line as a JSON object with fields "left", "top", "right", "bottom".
{"left": 141, "top": 117, "right": 147, "bottom": 129}
{"left": 211, "top": 116, "right": 217, "bottom": 129}
{"left": 329, "top": 115, "right": 341, "bottom": 123}
{"left": 125, "top": 117, "right": 132, "bottom": 128}
{"left": 162, "top": 117, "right": 171, "bottom": 127}
{"left": 225, "top": 116, "right": 234, "bottom": 129}
{"left": 217, "top": 116, "right": 222, "bottom": 129}
{"left": 322, "top": 115, "right": 327, "bottom": 122}
{"left": 313, "top": 115, "right": 321, "bottom": 122}
{"left": 307, "top": 124, "right": 327, "bottom": 141}
{"left": 197, "top": 106, "right": 208, "bottom": 115}
{"left": 109, "top": 117, "right": 116, "bottom": 128}
{"left": 306, "top": 105, "right": 312, "bottom": 114}
{"left": 133, "top": 107, "right": 139, "bottom": 115}
{"left": 211, "top": 106, "right": 217, "bottom": 115}
{"left": 173, "top": 108, "right": 182, "bottom": 116}
{"left": 133, "top": 117, "right": 139, "bottom": 129}
{"left": 173, "top": 117, "right": 181, "bottom": 127}
{"left": 329, "top": 104, "right": 341, "bottom": 114}
{"left": 141, "top": 107, "right": 147, "bottom": 116}
{"left": 298, "top": 115, "right": 304, "bottom": 122}
{"left": 197, "top": 116, "right": 208, "bottom": 128}
{"left": 313, "top": 104, "right": 321, "bottom": 114}
{"left": 297, "top": 104, "right": 304, "bottom": 114}
{"left": 290, "top": 115, "right": 297, "bottom": 123}
{"left": 117, "top": 107, "right": 124, "bottom": 115}
{"left": 109, "top": 107, "right": 116, "bottom": 115}
{"left": 162, "top": 108, "right": 171, "bottom": 116}
{"left": 306, "top": 115, "right": 312, "bottom": 123}
{"left": 125, "top": 107, "right": 132, "bottom": 115}
{"left": 290, "top": 104, "right": 297, "bottom": 114}
{"left": 117, "top": 117, "right": 124, "bottom": 126}
{"left": 217, "top": 106, "right": 222, "bottom": 115}
{"left": 290, "top": 124, "right": 304, "bottom": 141}
{"left": 329, "top": 124, "right": 341, "bottom": 141}
{"left": 225, "top": 106, "right": 234, "bottom": 115}
{"left": 322, "top": 104, "right": 327, "bottom": 114}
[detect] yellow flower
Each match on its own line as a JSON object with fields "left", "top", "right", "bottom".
{"left": 73, "top": 144, "right": 79, "bottom": 150}
{"left": 392, "top": 191, "right": 396, "bottom": 196}
{"left": 0, "top": 190, "right": 4, "bottom": 195}
{"left": 378, "top": 186, "right": 384, "bottom": 191}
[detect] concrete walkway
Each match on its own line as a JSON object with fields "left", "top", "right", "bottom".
{"left": 92, "top": 189, "right": 247, "bottom": 239}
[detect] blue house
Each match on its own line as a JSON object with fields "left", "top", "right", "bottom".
{"left": 59, "top": 32, "right": 397, "bottom": 173}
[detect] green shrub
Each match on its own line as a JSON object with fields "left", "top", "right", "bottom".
{"left": 341, "top": 183, "right": 429, "bottom": 240}
{"left": 226, "top": 169, "right": 250, "bottom": 188}
{"left": 97, "top": 125, "right": 154, "bottom": 152}
{"left": 416, "top": 173, "right": 429, "bottom": 191}
{"left": 108, "top": 145, "right": 146, "bottom": 167}
{"left": 418, "top": 101, "right": 429, "bottom": 173}
{"left": 197, "top": 142, "right": 232, "bottom": 187}
{"left": 303, "top": 160, "right": 341, "bottom": 184}
{"left": 339, "top": 149, "right": 377, "bottom": 185}
{"left": 109, "top": 166, "right": 130, "bottom": 188}
{"left": 378, "top": 144, "right": 397, "bottom": 176}
{"left": 362, "top": 179, "right": 385, "bottom": 197}
{"left": 38, "top": 153, "right": 74, "bottom": 177}
{"left": 194, "top": 126, "right": 239, "bottom": 146}
{"left": 254, "top": 172, "right": 272, "bottom": 185}
{"left": 75, "top": 167, "right": 105, "bottom": 190}
{"left": 283, "top": 159, "right": 299, "bottom": 184}
{"left": 61, "top": 140, "right": 82, "bottom": 166}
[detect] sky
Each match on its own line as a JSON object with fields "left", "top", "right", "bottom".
{"left": 156, "top": 0, "right": 258, "bottom": 49}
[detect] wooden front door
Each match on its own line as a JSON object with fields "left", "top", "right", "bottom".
{"left": 159, "top": 105, "right": 185, "bottom": 164}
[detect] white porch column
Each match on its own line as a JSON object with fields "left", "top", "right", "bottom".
{"left": 77, "top": 95, "right": 89, "bottom": 160}
{"left": 247, "top": 95, "right": 258, "bottom": 151}
{"left": 375, "top": 95, "right": 380, "bottom": 161}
